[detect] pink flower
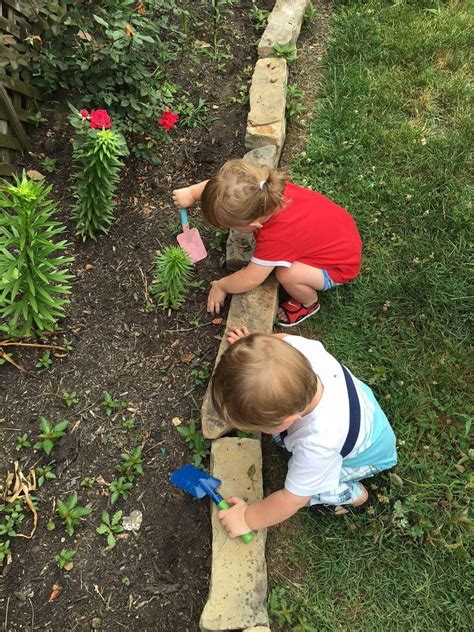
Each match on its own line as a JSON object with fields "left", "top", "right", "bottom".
{"left": 90, "top": 109, "right": 111, "bottom": 129}
{"left": 80, "top": 109, "right": 89, "bottom": 118}
{"left": 158, "top": 109, "right": 179, "bottom": 132}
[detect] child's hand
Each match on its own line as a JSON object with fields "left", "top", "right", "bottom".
{"left": 227, "top": 326, "right": 250, "bottom": 345}
{"left": 218, "top": 497, "right": 251, "bottom": 538}
{"left": 172, "top": 186, "right": 195, "bottom": 209}
{"left": 207, "top": 281, "right": 227, "bottom": 314}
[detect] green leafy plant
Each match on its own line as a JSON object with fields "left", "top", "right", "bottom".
{"left": 54, "top": 548, "right": 76, "bottom": 570}
{"left": 207, "top": 0, "right": 237, "bottom": 67}
{"left": 41, "top": 157, "right": 57, "bottom": 173}
{"left": 151, "top": 246, "right": 194, "bottom": 311}
{"left": 80, "top": 477, "right": 94, "bottom": 489}
{"left": 63, "top": 391, "right": 78, "bottom": 408}
{"left": 109, "top": 477, "right": 134, "bottom": 505}
{"left": 0, "top": 539, "right": 11, "bottom": 565}
{"left": 56, "top": 493, "right": 91, "bottom": 536}
{"left": 121, "top": 419, "right": 135, "bottom": 431}
{"left": 36, "top": 465, "right": 56, "bottom": 487}
{"left": 271, "top": 42, "right": 298, "bottom": 62}
{"left": 0, "top": 173, "right": 74, "bottom": 337}
{"left": 70, "top": 110, "right": 128, "bottom": 240}
{"left": 176, "top": 419, "right": 210, "bottom": 467}
{"left": 35, "top": 350, "right": 53, "bottom": 368}
{"left": 0, "top": 501, "right": 25, "bottom": 538}
{"left": 303, "top": 2, "right": 320, "bottom": 27}
{"left": 102, "top": 391, "right": 130, "bottom": 416}
{"left": 61, "top": 337, "right": 73, "bottom": 351}
{"left": 28, "top": 109, "right": 47, "bottom": 126}
{"left": 191, "top": 362, "right": 210, "bottom": 386}
{"left": 96, "top": 510, "right": 124, "bottom": 549}
{"left": 117, "top": 447, "right": 143, "bottom": 480}
{"left": 249, "top": 3, "right": 269, "bottom": 31}
{"left": 15, "top": 433, "right": 31, "bottom": 451}
{"left": 286, "top": 84, "right": 304, "bottom": 119}
{"left": 34, "top": 417, "right": 68, "bottom": 455}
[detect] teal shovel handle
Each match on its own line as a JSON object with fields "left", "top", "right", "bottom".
{"left": 217, "top": 499, "right": 254, "bottom": 543}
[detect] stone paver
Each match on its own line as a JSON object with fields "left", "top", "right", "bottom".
{"left": 244, "top": 627, "right": 272, "bottom": 632}
{"left": 226, "top": 146, "right": 279, "bottom": 271}
{"left": 245, "top": 58, "right": 287, "bottom": 158}
{"left": 258, "top": 0, "right": 310, "bottom": 58}
{"left": 201, "top": 276, "right": 279, "bottom": 439}
{"left": 200, "top": 438, "right": 269, "bottom": 631}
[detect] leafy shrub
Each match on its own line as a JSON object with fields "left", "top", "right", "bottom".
{"left": 151, "top": 246, "right": 193, "bottom": 310}
{"left": 24, "top": 1, "right": 192, "bottom": 158}
{"left": 70, "top": 108, "right": 128, "bottom": 240}
{"left": 0, "top": 173, "right": 74, "bottom": 337}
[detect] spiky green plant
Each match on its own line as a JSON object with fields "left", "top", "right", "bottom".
{"left": 151, "top": 246, "right": 193, "bottom": 310}
{"left": 71, "top": 128, "right": 128, "bottom": 240}
{"left": 0, "top": 173, "right": 74, "bottom": 337}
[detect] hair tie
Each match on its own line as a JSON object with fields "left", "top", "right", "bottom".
{"left": 259, "top": 180, "right": 267, "bottom": 190}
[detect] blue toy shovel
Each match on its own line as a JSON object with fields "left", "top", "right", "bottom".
{"left": 169, "top": 464, "right": 254, "bottom": 543}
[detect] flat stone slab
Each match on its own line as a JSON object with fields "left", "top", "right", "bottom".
{"left": 201, "top": 276, "right": 279, "bottom": 439}
{"left": 258, "top": 0, "right": 310, "bottom": 58}
{"left": 200, "top": 438, "right": 269, "bottom": 631}
{"left": 246, "top": 58, "right": 287, "bottom": 157}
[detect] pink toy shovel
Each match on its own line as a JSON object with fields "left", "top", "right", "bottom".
{"left": 177, "top": 208, "right": 207, "bottom": 263}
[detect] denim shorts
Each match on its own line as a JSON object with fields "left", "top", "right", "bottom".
{"left": 322, "top": 269, "right": 341, "bottom": 291}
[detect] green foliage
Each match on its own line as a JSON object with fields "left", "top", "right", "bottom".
{"left": 191, "top": 361, "right": 210, "bottom": 385}
{"left": 34, "top": 417, "right": 68, "bottom": 455}
{"left": 96, "top": 510, "right": 124, "bottom": 549}
{"left": 117, "top": 447, "right": 143, "bottom": 480}
{"left": 35, "top": 350, "right": 53, "bottom": 368}
{"left": 41, "top": 157, "right": 57, "bottom": 173}
{"left": 249, "top": 3, "right": 269, "bottom": 31}
{"left": 23, "top": 1, "right": 197, "bottom": 158}
{"left": 151, "top": 246, "right": 194, "bottom": 310}
{"left": 286, "top": 84, "right": 304, "bottom": 119}
{"left": 0, "top": 173, "right": 74, "bottom": 337}
{"left": 80, "top": 477, "right": 95, "bottom": 489}
{"left": 70, "top": 118, "right": 128, "bottom": 241}
{"left": 102, "top": 390, "right": 130, "bottom": 416}
{"left": 207, "top": 0, "right": 237, "bottom": 67}
{"left": 209, "top": 228, "right": 229, "bottom": 252}
{"left": 109, "top": 477, "right": 134, "bottom": 505}
{"left": 56, "top": 493, "right": 91, "bottom": 537}
{"left": 303, "top": 2, "right": 320, "bottom": 27}
{"left": 15, "top": 433, "right": 31, "bottom": 451}
{"left": 0, "top": 501, "right": 25, "bottom": 539}
{"left": 36, "top": 465, "right": 56, "bottom": 487}
{"left": 54, "top": 548, "right": 76, "bottom": 569}
{"left": 121, "top": 418, "right": 135, "bottom": 431}
{"left": 176, "top": 419, "right": 210, "bottom": 467}
{"left": 63, "top": 391, "right": 78, "bottom": 408}
{"left": 0, "top": 539, "right": 11, "bottom": 565}
{"left": 271, "top": 42, "right": 298, "bottom": 62}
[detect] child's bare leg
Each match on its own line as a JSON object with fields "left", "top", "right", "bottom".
{"left": 275, "top": 262, "right": 325, "bottom": 322}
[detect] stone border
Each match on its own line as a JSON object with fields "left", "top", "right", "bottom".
{"left": 200, "top": 2, "right": 310, "bottom": 630}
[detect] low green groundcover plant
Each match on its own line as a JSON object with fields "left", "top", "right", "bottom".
{"left": 0, "top": 173, "right": 74, "bottom": 336}
{"left": 151, "top": 245, "right": 194, "bottom": 310}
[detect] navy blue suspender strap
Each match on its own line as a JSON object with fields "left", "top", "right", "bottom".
{"left": 339, "top": 363, "right": 361, "bottom": 458}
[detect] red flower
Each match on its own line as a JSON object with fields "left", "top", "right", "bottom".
{"left": 90, "top": 109, "right": 111, "bottom": 129}
{"left": 158, "top": 109, "right": 179, "bottom": 132}
{"left": 80, "top": 108, "right": 89, "bottom": 118}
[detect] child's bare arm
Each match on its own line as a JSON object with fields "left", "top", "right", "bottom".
{"left": 172, "top": 180, "right": 209, "bottom": 208}
{"left": 218, "top": 489, "right": 310, "bottom": 537}
{"left": 207, "top": 263, "right": 274, "bottom": 313}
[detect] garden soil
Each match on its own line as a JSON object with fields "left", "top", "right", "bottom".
{"left": 0, "top": 2, "right": 275, "bottom": 630}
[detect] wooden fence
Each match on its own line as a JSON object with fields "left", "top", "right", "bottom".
{"left": 0, "top": 0, "right": 38, "bottom": 176}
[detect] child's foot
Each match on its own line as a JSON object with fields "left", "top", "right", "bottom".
{"left": 277, "top": 298, "right": 320, "bottom": 327}
{"left": 308, "top": 484, "right": 370, "bottom": 517}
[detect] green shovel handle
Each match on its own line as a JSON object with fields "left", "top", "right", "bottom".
{"left": 217, "top": 499, "right": 254, "bottom": 543}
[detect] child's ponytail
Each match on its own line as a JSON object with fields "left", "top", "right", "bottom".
{"left": 201, "top": 158, "right": 287, "bottom": 227}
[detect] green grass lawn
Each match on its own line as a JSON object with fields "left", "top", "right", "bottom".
{"left": 269, "top": 1, "right": 472, "bottom": 629}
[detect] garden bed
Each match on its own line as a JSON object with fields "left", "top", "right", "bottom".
{"left": 0, "top": 2, "right": 275, "bottom": 629}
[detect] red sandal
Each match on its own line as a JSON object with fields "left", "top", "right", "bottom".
{"left": 277, "top": 298, "right": 320, "bottom": 327}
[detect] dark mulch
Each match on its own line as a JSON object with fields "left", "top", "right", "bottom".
{"left": 0, "top": 2, "right": 275, "bottom": 630}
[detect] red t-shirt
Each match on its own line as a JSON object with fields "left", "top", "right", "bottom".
{"left": 251, "top": 182, "right": 362, "bottom": 283}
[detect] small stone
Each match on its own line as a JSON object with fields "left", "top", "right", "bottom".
{"left": 122, "top": 510, "right": 143, "bottom": 532}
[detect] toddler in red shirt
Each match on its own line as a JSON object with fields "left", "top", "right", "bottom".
{"left": 172, "top": 159, "right": 362, "bottom": 326}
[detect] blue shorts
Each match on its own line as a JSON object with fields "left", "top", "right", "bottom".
{"left": 322, "top": 269, "right": 341, "bottom": 291}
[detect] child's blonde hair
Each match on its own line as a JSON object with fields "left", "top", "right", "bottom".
{"left": 201, "top": 159, "right": 287, "bottom": 228}
{"left": 211, "top": 334, "right": 318, "bottom": 430}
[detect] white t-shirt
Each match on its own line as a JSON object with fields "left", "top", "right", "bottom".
{"left": 282, "top": 335, "right": 379, "bottom": 497}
